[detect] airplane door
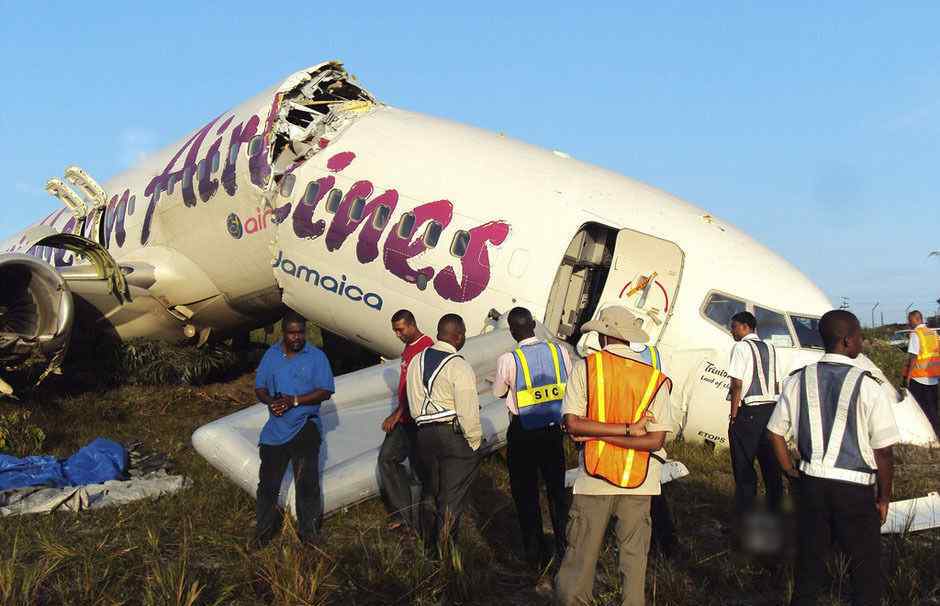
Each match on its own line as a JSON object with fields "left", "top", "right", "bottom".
{"left": 583, "top": 228, "right": 684, "bottom": 348}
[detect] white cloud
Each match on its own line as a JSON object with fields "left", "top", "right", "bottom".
{"left": 118, "top": 127, "right": 157, "bottom": 168}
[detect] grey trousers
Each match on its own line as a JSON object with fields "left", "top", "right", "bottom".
{"left": 415, "top": 423, "right": 480, "bottom": 549}
{"left": 555, "top": 493, "right": 652, "bottom": 606}
{"left": 378, "top": 422, "right": 420, "bottom": 526}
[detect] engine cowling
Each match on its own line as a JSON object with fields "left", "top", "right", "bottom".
{"left": 0, "top": 253, "right": 74, "bottom": 373}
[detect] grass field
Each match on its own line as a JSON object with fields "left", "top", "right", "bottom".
{"left": 0, "top": 335, "right": 938, "bottom": 605}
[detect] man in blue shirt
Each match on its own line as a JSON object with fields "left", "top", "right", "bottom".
{"left": 253, "top": 310, "right": 335, "bottom": 547}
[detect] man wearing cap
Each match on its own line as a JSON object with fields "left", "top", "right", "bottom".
{"left": 555, "top": 306, "right": 676, "bottom": 606}
{"left": 492, "top": 306, "right": 573, "bottom": 567}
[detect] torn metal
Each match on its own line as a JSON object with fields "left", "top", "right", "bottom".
{"left": 0, "top": 230, "right": 130, "bottom": 395}
{"left": 20, "top": 226, "right": 130, "bottom": 303}
{"left": 267, "top": 61, "right": 376, "bottom": 180}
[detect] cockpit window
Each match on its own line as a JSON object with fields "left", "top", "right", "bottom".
{"left": 703, "top": 293, "right": 746, "bottom": 330}
{"left": 790, "top": 315, "right": 824, "bottom": 349}
{"left": 755, "top": 306, "right": 794, "bottom": 347}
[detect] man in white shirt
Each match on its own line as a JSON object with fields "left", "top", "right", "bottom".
{"left": 904, "top": 310, "right": 940, "bottom": 433}
{"left": 407, "top": 314, "right": 482, "bottom": 553}
{"left": 492, "top": 307, "right": 573, "bottom": 567}
{"left": 727, "top": 311, "right": 783, "bottom": 515}
{"left": 767, "top": 310, "right": 899, "bottom": 606}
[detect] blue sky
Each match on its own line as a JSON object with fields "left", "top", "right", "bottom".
{"left": 1, "top": 4, "right": 938, "bottom": 323}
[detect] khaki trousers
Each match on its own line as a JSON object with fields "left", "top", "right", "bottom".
{"left": 555, "top": 493, "right": 651, "bottom": 606}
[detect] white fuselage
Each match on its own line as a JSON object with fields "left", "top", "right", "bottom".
{"left": 3, "top": 64, "right": 834, "bottom": 445}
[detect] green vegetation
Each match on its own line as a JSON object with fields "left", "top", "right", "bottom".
{"left": 0, "top": 336, "right": 937, "bottom": 605}
{"left": 0, "top": 410, "right": 45, "bottom": 457}
{"left": 863, "top": 328, "right": 907, "bottom": 388}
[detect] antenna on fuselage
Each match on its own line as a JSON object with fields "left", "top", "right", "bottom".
{"left": 45, "top": 178, "right": 88, "bottom": 220}
{"left": 65, "top": 166, "right": 110, "bottom": 242}
{"left": 64, "top": 166, "right": 107, "bottom": 209}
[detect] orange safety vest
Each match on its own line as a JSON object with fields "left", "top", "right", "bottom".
{"left": 911, "top": 326, "right": 940, "bottom": 379}
{"left": 584, "top": 351, "right": 671, "bottom": 488}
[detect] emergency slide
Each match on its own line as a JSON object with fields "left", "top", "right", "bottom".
{"left": 193, "top": 324, "right": 529, "bottom": 517}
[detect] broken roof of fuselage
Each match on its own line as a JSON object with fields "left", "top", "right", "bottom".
{"left": 265, "top": 61, "right": 378, "bottom": 180}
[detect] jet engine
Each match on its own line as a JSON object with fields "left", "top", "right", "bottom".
{"left": 0, "top": 253, "right": 74, "bottom": 388}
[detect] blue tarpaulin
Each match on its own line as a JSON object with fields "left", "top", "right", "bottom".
{"left": 0, "top": 438, "right": 127, "bottom": 492}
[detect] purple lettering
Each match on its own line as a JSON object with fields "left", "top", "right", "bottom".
{"left": 194, "top": 117, "right": 233, "bottom": 204}
{"left": 434, "top": 221, "right": 510, "bottom": 302}
{"left": 292, "top": 176, "right": 335, "bottom": 239}
{"left": 222, "top": 115, "right": 260, "bottom": 196}
{"left": 382, "top": 200, "right": 453, "bottom": 285}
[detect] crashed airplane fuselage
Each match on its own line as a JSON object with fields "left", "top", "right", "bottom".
{"left": 2, "top": 61, "right": 935, "bottom": 458}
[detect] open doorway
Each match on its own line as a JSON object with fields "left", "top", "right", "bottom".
{"left": 545, "top": 223, "right": 684, "bottom": 348}
{"left": 544, "top": 223, "right": 618, "bottom": 345}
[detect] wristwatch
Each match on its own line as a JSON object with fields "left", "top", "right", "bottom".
{"left": 293, "top": 395, "right": 299, "bottom": 408}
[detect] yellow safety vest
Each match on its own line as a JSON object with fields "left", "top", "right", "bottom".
{"left": 514, "top": 342, "right": 566, "bottom": 408}
{"left": 911, "top": 326, "right": 940, "bottom": 379}
{"left": 584, "top": 351, "right": 670, "bottom": 488}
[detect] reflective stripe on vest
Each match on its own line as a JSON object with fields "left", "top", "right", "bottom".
{"left": 798, "top": 363, "right": 876, "bottom": 485}
{"left": 514, "top": 341, "right": 567, "bottom": 429}
{"left": 514, "top": 342, "right": 567, "bottom": 408}
{"left": 911, "top": 327, "right": 940, "bottom": 379}
{"left": 584, "top": 351, "right": 669, "bottom": 488}
{"left": 638, "top": 345, "right": 661, "bottom": 372}
{"left": 414, "top": 349, "right": 462, "bottom": 425}
{"left": 743, "top": 339, "right": 779, "bottom": 405}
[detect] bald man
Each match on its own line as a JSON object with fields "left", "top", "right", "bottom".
{"left": 768, "top": 310, "right": 898, "bottom": 606}
{"left": 407, "top": 313, "right": 482, "bottom": 552}
{"left": 903, "top": 310, "right": 940, "bottom": 433}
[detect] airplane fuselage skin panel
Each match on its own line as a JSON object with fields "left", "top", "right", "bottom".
{"left": 3, "top": 62, "right": 871, "bottom": 448}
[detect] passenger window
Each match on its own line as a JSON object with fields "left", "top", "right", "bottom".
{"left": 326, "top": 189, "right": 343, "bottom": 213}
{"left": 350, "top": 197, "right": 366, "bottom": 221}
{"left": 397, "top": 213, "right": 415, "bottom": 238}
{"left": 211, "top": 150, "right": 220, "bottom": 173}
{"left": 228, "top": 144, "right": 239, "bottom": 165}
{"left": 302, "top": 181, "right": 320, "bottom": 206}
{"left": 183, "top": 164, "right": 194, "bottom": 185}
{"left": 703, "top": 293, "right": 746, "bottom": 330}
{"left": 279, "top": 174, "right": 296, "bottom": 198}
{"left": 248, "top": 135, "right": 263, "bottom": 157}
{"left": 755, "top": 306, "right": 794, "bottom": 347}
{"left": 790, "top": 315, "right": 824, "bottom": 349}
{"left": 450, "top": 230, "right": 470, "bottom": 257}
{"left": 372, "top": 205, "right": 391, "bottom": 229}
{"left": 167, "top": 174, "right": 176, "bottom": 195}
{"left": 197, "top": 159, "right": 208, "bottom": 181}
{"left": 128, "top": 195, "right": 136, "bottom": 215}
{"left": 424, "top": 221, "right": 442, "bottom": 248}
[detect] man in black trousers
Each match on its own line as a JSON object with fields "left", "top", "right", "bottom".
{"left": 253, "top": 310, "right": 335, "bottom": 547}
{"left": 727, "top": 311, "right": 783, "bottom": 516}
{"left": 492, "top": 307, "right": 573, "bottom": 567}
{"left": 768, "top": 310, "right": 898, "bottom": 606}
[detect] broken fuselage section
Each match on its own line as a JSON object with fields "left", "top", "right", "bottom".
{"left": 0, "top": 63, "right": 379, "bottom": 394}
